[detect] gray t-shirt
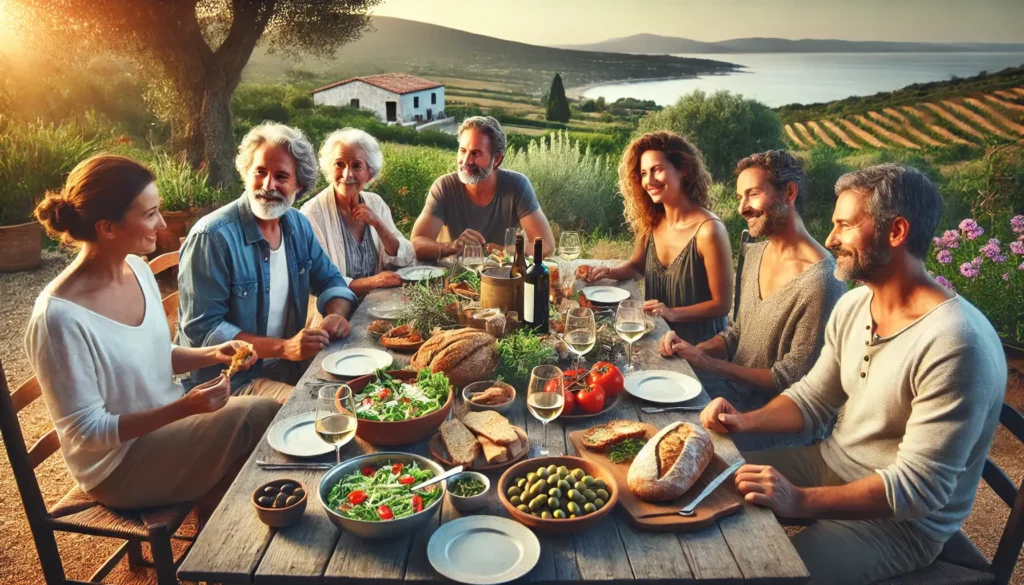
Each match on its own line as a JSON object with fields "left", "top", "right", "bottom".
{"left": 424, "top": 169, "right": 540, "bottom": 245}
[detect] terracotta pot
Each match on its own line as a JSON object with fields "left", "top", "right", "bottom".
{"left": 340, "top": 370, "right": 453, "bottom": 446}
{"left": 156, "top": 210, "right": 190, "bottom": 254}
{"left": 0, "top": 221, "right": 42, "bottom": 272}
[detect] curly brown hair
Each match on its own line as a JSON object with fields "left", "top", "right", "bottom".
{"left": 618, "top": 131, "right": 714, "bottom": 236}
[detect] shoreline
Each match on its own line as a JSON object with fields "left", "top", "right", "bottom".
{"left": 566, "top": 67, "right": 744, "bottom": 100}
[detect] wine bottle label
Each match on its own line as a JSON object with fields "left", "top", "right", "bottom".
{"left": 524, "top": 283, "right": 535, "bottom": 322}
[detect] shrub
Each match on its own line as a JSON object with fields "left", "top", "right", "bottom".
{"left": 502, "top": 132, "right": 622, "bottom": 233}
{"left": 0, "top": 117, "right": 110, "bottom": 225}
{"left": 373, "top": 143, "right": 456, "bottom": 230}
{"left": 636, "top": 90, "right": 785, "bottom": 182}
{"left": 928, "top": 215, "right": 1024, "bottom": 343}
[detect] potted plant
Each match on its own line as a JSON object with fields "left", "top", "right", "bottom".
{"left": 150, "top": 152, "right": 230, "bottom": 254}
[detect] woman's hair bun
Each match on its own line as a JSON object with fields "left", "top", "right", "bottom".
{"left": 35, "top": 194, "right": 79, "bottom": 235}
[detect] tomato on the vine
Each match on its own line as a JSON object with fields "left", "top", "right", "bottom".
{"left": 588, "top": 362, "right": 624, "bottom": 397}
{"left": 576, "top": 383, "right": 606, "bottom": 414}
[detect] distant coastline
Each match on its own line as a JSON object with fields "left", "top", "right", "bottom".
{"left": 566, "top": 68, "right": 742, "bottom": 100}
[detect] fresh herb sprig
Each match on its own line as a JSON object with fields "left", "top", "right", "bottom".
{"left": 450, "top": 477, "right": 486, "bottom": 497}
{"left": 496, "top": 329, "right": 558, "bottom": 388}
{"left": 397, "top": 282, "right": 459, "bottom": 338}
{"left": 608, "top": 438, "right": 647, "bottom": 464}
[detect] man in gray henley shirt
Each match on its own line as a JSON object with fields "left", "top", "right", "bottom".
{"left": 700, "top": 164, "right": 1006, "bottom": 585}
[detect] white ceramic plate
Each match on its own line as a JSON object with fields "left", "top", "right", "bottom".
{"left": 624, "top": 369, "right": 703, "bottom": 404}
{"left": 266, "top": 412, "right": 335, "bottom": 458}
{"left": 322, "top": 348, "right": 393, "bottom": 378}
{"left": 428, "top": 516, "right": 540, "bottom": 585}
{"left": 581, "top": 286, "right": 631, "bottom": 305}
{"left": 397, "top": 265, "right": 445, "bottom": 282}
{"left": 368, "top": 301, "right": 404, "bottom": 320}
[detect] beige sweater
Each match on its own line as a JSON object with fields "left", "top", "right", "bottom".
{"left": 783, "top": 286, "right": 1006, "bottom": 543}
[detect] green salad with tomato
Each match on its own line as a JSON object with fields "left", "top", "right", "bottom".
{"left": 327, "top": 461, "right": 441, "bottom": 521}
{"left": 354, "top": 369, "right": 450, "bottom": 422}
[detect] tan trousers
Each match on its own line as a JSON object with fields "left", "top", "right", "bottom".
{"left": 745, "top": 445, "right": 943, "bottom": 585}
{"left": 87, "top": 396, "right": 280, "bottom": 510}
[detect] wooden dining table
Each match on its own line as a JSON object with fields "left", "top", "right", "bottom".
{"left": 178, "top": 275, "right": 809, "bottom": 585}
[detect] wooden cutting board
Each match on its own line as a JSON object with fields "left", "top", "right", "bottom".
{"left": 568, "top": 423, "right": 743, "bottom": 532}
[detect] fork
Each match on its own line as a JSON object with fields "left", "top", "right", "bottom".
{"left": 641, "top": 405, "right": 706, "bottom": 414}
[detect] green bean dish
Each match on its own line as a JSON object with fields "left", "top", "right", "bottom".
{"left": 327, "top": 461, "right": 441, "bottom": 521}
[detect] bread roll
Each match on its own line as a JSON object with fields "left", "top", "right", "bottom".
{"left": 627, "top": 422, "right": 713, "bottom": 502}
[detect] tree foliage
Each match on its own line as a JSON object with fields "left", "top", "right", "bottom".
{"left": 545, "top": 73, "right": 571, "bottom": 123}
{"left": 12, "top": 0, "right": 382, "bottom": 187}
{"left": 636, "top": 90, "right": 784, "bottom": 182}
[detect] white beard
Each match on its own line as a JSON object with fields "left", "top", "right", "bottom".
{"left": 248, "top": 189, "right": 294, "bottom": 220}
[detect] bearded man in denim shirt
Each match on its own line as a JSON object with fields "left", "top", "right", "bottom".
{"left": 178, "top": 122, "right": 358, "bottom": 401}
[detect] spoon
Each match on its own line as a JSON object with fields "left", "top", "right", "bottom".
{"left": 411, "top": 465, "right": 464, "bottom": 492}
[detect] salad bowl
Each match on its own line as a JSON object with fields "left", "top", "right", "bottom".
{"left": 341, "top": 369, "right": 453, "bottom": 446}
{"left": 318, "top": 452, "right": 446, "bottom": 539}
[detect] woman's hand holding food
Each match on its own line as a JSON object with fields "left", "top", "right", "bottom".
{"left": 576, "top": 264, "right": 610, "bottom": 283}
{"left": 185, "top": 375, "right": 231, "bottom": 415}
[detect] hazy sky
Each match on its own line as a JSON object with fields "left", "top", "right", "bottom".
{"left": 373, "top": 0, "right": 1024, "bottom": 46}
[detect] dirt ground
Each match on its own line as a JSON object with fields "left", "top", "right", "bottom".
{"left": 0, "top": 250, "right": 1021, "bottom": 584}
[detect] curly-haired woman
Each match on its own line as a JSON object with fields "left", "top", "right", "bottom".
{"left": 577, "top": 131, "right": 733, "bottom": 345}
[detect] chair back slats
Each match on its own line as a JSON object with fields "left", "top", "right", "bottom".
{"left": 999, "top": 403, "right": 1024, "bottom": 444}
{"left": 983, "top": 459, "right": 1019, "bottom": 508}
{"left": 0, "top": 361, "right": 67, "bottom": 583}
{"left": 991, "top": 472, "right": 1024, "bottom": 585}
{"left": 28, "top": 428, "right": 61, "bottom": 469}
{"left": 11, "top": 376, "right": 42, "bottom": 413}
{"left": 147, "top": 251, "right": 179, "bottom": 276}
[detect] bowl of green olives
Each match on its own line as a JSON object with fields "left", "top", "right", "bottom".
{"left": 497, "top": 456, "right": 617, "bottom": 533}
{"left": 252, "top": 479, "right": 307, "bottom": 528}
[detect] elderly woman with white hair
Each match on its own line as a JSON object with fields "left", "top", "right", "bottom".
{"left": 300, "top": 128, "right": 413, "bottom": 296}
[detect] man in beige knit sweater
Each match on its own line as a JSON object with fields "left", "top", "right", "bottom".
{"left": 700, "top": 164, "right": 1006, "bottom": 585}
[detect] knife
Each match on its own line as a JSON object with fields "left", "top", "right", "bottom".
{"left": 257, "top": 460, "right": 333, "bottom": 471}
{"left": 679, "top": 459, "right": 745, "bottom": 516}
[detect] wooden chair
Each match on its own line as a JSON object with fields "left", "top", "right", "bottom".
{"left": 0, "top": 361, "right": 193, "bottom": 585}
{"left": 147, "top": 249, "right": 180, "bottom": 341}
{"left": 876, "top": 402, "right": 1024, "bottom": 585}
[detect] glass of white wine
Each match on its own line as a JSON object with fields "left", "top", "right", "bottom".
{"left": 316, "top": 385, "right": 357, "bottom": 464}
{"left": 526, "top": 365, "right": 564, "bottom": 456}
{"left": 559, "top": 231, "right": 582, "bottom": 275}
{"left": 461, "top": 241, "right": 486, "bottom": 273}
{"left": 563, "top": 307, "right": 596, "bottom": 371}
{"left": 615, "top": 300, "right": 646, "bottom": 373}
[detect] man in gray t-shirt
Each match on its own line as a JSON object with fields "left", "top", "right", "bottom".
{"left": 412, "top": 116, "right": 554, "bottom": 260}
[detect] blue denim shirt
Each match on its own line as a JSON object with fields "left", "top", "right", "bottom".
{"left": 177, "top": 195, "right": 358, "bottom": 391}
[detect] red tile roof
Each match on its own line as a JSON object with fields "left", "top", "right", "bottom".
{"left": 310, "top": 73, "right": 444, "bottom": 96}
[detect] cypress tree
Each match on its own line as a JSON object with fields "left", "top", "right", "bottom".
{"left": 545, "top": 73, "right": 571, "bottom": 123}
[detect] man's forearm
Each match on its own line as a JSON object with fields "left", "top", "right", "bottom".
{"left": 797, "top": 474, "right": 892, "bottom": 520}
{"left": 324, "top": 297, "right": 353, "bottom": 318}
{"left": 413, "top": 237, "right": 454, "bottom": 261}
{"left": 741, "top": 395, "right": 806, "bottom": 434}
{"left": 696, "top": 335, "right": 729, "bottom": 359}
{"left": 703, "top": 358, "right": 777, "bottom": 392}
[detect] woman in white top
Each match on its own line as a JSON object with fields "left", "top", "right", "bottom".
{"left": 300, "top": 128, "right": 414, "bottom": 296}
{"left": 26, "top": 154, "right": 280, "bottom": 513}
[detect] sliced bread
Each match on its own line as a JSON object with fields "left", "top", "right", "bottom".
{"left": 477, "top": 435, "right": 509, "bottom": 464}
{"left": 440, "top": 419, "right": 480, "bottom": 467}
{"left": 461, "top": 411, "right": 518, "bottom": 445}
{"left": 581, "top": 420, "right": 649, "bottom": 451}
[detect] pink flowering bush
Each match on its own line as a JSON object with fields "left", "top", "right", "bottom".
{"left": 929, "top": 215, "right": 1024, "bottom": 344}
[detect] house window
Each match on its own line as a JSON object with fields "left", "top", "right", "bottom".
{"left": 414, "top": 96, "right": 420, "bottom": 108}
{"left": 350, "top": 98, "right": 359, "bottom": 108}
{"left": 431, "top": 92, "right": 437, "bottom": 105}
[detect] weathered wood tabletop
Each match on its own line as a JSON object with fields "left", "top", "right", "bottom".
{"left": 178, "top": 275, "right": 809, "bottom": 585}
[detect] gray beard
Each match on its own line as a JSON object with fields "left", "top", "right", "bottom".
{"left": 458, "top": 161, "right": 494, "bottom": 185}
{"left": 832, "top": 239, "right": 891, "bottom": 282}
{"left": 248, "top": 188, "right": 294, "bottom": 221}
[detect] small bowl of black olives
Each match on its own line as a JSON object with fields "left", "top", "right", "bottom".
{"left": 251, "top": 478, "right": 307, "bottom": 528}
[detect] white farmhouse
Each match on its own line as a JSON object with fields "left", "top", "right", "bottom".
{"left": 310, "top": 73, "right": 445, "bottom": 126}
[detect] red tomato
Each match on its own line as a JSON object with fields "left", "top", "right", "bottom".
{"left": 576, "top": 383, "right": 606, "bottom": 414}
{"left": 361, "top": 466, "right": 375, "bottom": 476}
{"left": 391, "top": 463, "right": 404, "bottom": 475}
{"left": 362, "top": 398, "right": 374, "bottom": 407}
{"left": 562, "top": 388, "right": 577, "bottom": 416}
{"left": 347, "top": 490, "right": 367, "bottom": 505}
{"left": 376, "top": 505, "right": 394, "bottom": 520}
{"left": 411, "top": 494, "right": 424, "bottom": 513}
{"left": 377, "top": 388, "right": 391, "bottom": 401}
{"left": 398, "top": 474, "right": 415, "bottom": 485}
{"left": 588, "top": 362, "right": 624, "bottom": 397}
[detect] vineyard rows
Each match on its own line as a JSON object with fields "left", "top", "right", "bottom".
{"left": 783, "top": 87, "right": 1024, "bottom": 151}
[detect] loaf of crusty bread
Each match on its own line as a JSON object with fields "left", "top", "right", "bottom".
{"left": 410, "top": 328, "right": 498, "bottom": 388}
{"left": 626, "top": 422, "right": 713, "bottom": 502}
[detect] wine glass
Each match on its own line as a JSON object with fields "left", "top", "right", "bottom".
{"left": 526, "top": 365, "right": 564, "bottom": 457}
{"left": 562, "top": 307, "right": 596, "bottom": 371}
{"left": 461, "top": 241, "right": 486, "bottom": 273}
{"left": 316, "top": 385, "right": 357, "bottom": 464}
{"left": 615, "top": 300, "right": 646, "bottom": 374}
{"left": 504, "top": 227, "right": 524, "bottom": 259}
{"left": 559, "top": 231, "right": 582, "bottom": 278}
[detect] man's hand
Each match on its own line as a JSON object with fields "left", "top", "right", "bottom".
{"left": 670, "top": 339, "right": 711, "bottom": 370}
{"left": 734, "top": 464, "right": 807, "bottom": 517}
{"left": 700, "top": 397, "right": 747, "bottom": 434}
{"left": 659, "top": 331, "right": 682, "bottom": 356}
{"left": 185, "top": 375, "right": 231, "bottom": 415}
{"left": 320, "top": 314, "right": 352, "bottom": 340}
{"left": 213, "top": 340, "right": 258, "bottom": 369}
{"left": 453, "top": 229, "right": 486, "bottom": 252}
{"left": 576, "top": 264, "right": 610, "bottom": 283}
{"left": 283, "top": 327, "right": 331, "bottom": 361}
{"left": 352, "top": 203, "right": 383, "bottom": 230}
{"left": 370, "top": 271, "right": 402, "bottom": 289}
